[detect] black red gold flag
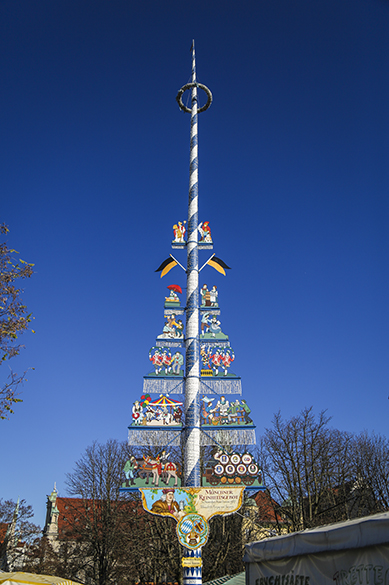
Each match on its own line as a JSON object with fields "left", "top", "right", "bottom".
{"left": 206, "top": 256, "right": 231, "bottom": 276}
{"left": 155, "top": 257, "right": 178, "bottom": 278}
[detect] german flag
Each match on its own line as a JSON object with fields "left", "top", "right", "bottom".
{"left": 155, "top": 257, "right": 178, "bottom": 278}
{"left": 206, "top": 256, "right": 231, "bottom": 276}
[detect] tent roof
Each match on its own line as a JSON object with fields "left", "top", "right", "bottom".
{"left": 203, "top": 572, "right": 245, "bottom": 585}
{"left": 0, "top": 572, "right": 82, "bottom": 585}
{"left": 244, "top": 511, "right": 389, "bottom": 563}
{"left": 148, "top": 396, "right": 183, "bottom": 406}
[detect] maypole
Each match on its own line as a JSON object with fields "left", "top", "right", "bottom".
{"left": 123, "top": 40, "right": 262, "bottom": 585}
{"left": 177, "top": 40, "right": 212, "bottom": 584}
{"left": 183, "top": 41, "right": 204, "bottom": 486}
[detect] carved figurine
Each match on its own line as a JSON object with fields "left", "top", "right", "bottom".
{"left": 165, "top": 284, "right": 182, "bottom": 307}
{"left": 173, "top": 221, "right": 187, "bottom": 243}
{"left": 198, "top": 221, "right": 212, "bottom": 243}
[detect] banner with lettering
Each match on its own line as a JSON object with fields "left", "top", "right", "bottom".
{"left": 140, "top": 486, "right": 244, "bottom": 550}
{"left": 245, "top": 543, "right": 389, "bottom": 585}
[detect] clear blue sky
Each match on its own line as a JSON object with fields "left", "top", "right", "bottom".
{"left": 0, "top": 0, "right": 388, "bottom": 527}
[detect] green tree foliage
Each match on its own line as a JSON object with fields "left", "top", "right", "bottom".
{"left": 0, "top": 224, "right": 34, "bottom": 419}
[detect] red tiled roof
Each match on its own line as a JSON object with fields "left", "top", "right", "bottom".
{"left": 53, "top": 497, "right": 144, "bottom": 539}
{"left": 253, "top": 491, "right": 285, "bottom": 524}
{"left": 55, "top": 497, "right": 87, "bottom": 537}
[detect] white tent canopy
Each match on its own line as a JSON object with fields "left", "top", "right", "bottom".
{"left": 244, "top": 512, "right": 389, "bottom": 585}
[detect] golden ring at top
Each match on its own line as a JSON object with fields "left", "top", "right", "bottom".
{"left": 176, "top": 82, "right": 213, "bottom": 114}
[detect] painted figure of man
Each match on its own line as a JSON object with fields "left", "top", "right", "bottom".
{"left": 162, "top": 349, "right": 172, "bottom": 374}
{"left": 173, "top": 221, "right": 187, "bottom": 243}
{"left": 198, "top": 221, "right": 212, "bottom": 242}
{"left": 178, "top": 221, "right": 186, "bottom": 242}
{"left": 150, "top": 348, "right": 163, "bottom": 374}
{"left": 200, "top": 346, "right": 211, "bottom": 369}
{"left": 241, "top": 399, "right": 253, "bottom": 424}
{"left": 201, "top": 396, "right": 214, "bottom": 424}
{"left": 176, "top": 319, "right": 184, "bottom": 337}
{"left": 162, "top": 314, "right": 178, "bottom": 337}
{"left": 212, "top": 396, "right": 229, "bottom": 420}
{"left": 172, "top": 404, "right": 182, "bottom": 423}
{"left": 172, "top": 351, "right": 184, "bottom": 374}
{"left": 210, "top": 349, "right": 222, "bottom": 375}
{"left": 150, "top": 488, "right": 181, "bottom": 519}
{"left": 123, "top": 456, "right": 137, "bottom": 485}
{"left": 227, "top": 399, "right": 240, "bottom": 424}
{"left": 222, "top": 350, "right": 234, "bottom": 375}
{"left": 210, "top": 285, "right": 218, "bottom": 307}
{"left": 201, "top": 313, "right": 211, "bottom": 336}
{"left": 201, "top": 284, "right": 211, "bottom": 306}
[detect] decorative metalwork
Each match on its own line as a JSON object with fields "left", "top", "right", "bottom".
{"left": 127, "top": 427, "right": 182, "bottom": 446}
{"left": 143, "top": 377, "right": 184, "bottom": 395}
{"left": 200, "top": 428, "right": 256, "bottom": 446}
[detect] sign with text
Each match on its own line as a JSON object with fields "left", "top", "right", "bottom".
{"left": 182, "top": 557, "right": 203, "bottom": 568}
{"left": 140, "top": 486, "right": 245, "bottom": 550}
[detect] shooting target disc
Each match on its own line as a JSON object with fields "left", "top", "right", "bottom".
{"left": 242, "top": 454, "right": 252, "bottom": 465}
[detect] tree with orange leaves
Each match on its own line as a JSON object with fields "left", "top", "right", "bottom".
{"left": 0, "top": 223, "right": 34, "bottom": 419}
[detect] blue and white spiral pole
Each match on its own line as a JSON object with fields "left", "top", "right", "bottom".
{"left": 176, "top": 41, "right": 212, "bottom": 585}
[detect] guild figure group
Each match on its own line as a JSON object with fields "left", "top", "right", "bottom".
{"left": 158, "top": 313, "right": 184, "bottom": 339}
{"left": 172, "top": 221, "right": 187, "bottom": 243}
{"left": 198, "top": 221, "right": 212, "bottom": 243}
{"left": 201, "top": 313, "right": 226, "bottom": 338}
{"left": 200, "top": 345, "right": 235, "bottom": 376}
{"left": 132, "top": 398, "right": 183, "bottom": 426}
{"left": 123, "top": 451, "right": 181, "bottom": 489}
{"left": 200, "top": 284, "right": 218, "bottom": 307}
{"left": 165, "top": 289, "right": 180, "bottom": 304}
{"left": 149, "top": 347, "right": 184, "bottom": 375}
{"left": 201, "top": 396, "right": 252, "bottom": 425}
